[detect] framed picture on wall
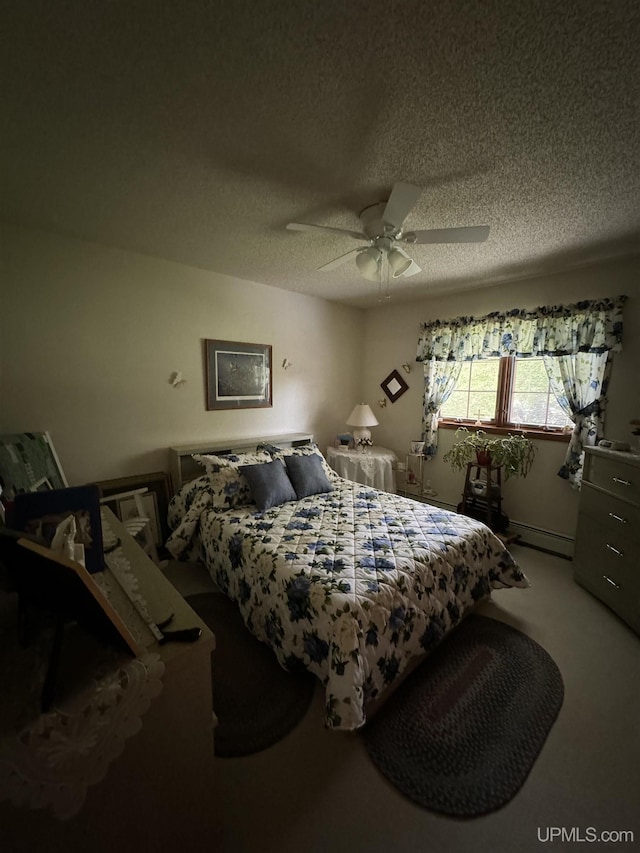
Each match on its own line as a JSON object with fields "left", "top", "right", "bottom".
{"left": 204, "top": 339, "right": 272, "bottom": 410}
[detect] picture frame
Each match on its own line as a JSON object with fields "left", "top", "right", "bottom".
{"left": 93, "top": 472, "right": 172, "bottom": 546}
{"left": 0, "top": 431, "right": 68, "bottom": 500}
{"left": 16, "top": 537, "right": 142, "bottom": 657}
{"left": 13, "top": 485, "right": 105, "bottom": 574}
{"left": 204, "top": 339, "right": 272, "bottom": 410}
{"left": 380, "top": 368, "right": 409, "bottom": 403}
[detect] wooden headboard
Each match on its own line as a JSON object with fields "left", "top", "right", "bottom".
{"left": 169, "top": 432, "right": 314, "bottom": 493}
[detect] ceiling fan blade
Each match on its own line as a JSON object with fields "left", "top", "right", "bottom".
{"left": 286, "top": 222, "right": 366, "bottom": 240}
{"left": 382, "top": 182, "right": 423, "bottom": 230}
{"left": 317, "top": 248, "right": 363, "bottom": 271}
{"left": 402, "top": 225, "right": 490, "bottom": 244}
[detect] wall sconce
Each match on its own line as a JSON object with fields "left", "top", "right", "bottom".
{"left": 401, "top": 362, "right": 412, "bottom": 374}
{"left": 378, "top": 398, "right": 387, "bottom": 408}
{"left": 282, "top": 358, "right": 292, "bottom": 370}
{"left": 169, "top": 371, "right": 186, "bottom": 387}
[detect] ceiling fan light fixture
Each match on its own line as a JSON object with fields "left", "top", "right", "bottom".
{"left": 356, "top": 247, "right": 382, "bottom": 280}
{"left": 388, "top": 248, "right": 412, "bottom": 278}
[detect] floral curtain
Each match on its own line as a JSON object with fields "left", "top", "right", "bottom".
{"left": 422, "top": 359, "right": 462, "bottom": 456}
{"left": 543, "top": 352, "right": 611, "bottom": 488}
{"left": 415, "top": 295, "right": 626, "bottom": 468}
{"left": 416, "top": 296, "right": 626, "bottom": 362}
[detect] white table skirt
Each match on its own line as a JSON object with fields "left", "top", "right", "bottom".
{"left": 326, "top": 446, "right": 397, "bottom": 492}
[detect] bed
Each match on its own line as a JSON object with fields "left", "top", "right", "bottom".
{"left": 166, "top": 439, "right": 528, "bottom": 731}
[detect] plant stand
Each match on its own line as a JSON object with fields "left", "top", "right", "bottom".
{"left": 457, "top": 462, "right": 509, "bottom": 533}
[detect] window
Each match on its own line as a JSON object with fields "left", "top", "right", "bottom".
{"left": 440, "top": 356, "right": 572, "bottom": 431}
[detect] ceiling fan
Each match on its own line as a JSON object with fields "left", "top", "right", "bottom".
{"left": 286, "top": 182, "right": 489, "bottom": 282}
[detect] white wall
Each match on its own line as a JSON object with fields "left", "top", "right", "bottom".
{"left": 361, "top": 258, "right": 640, "bottom": 538}
{"left": 2, "top": 222, "right": 638, "bottom": 540}
{"left": 0, "top": 223, "right": 364, "bottom": 485}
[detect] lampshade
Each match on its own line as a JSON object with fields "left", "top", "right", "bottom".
{"left": 346, "top": 403, "right": 379, "bottom": 428}
{"left": 387, "top": 248, "right": 412, "bottom": 278}
{"left": 346, "top": 403, "right": 379, "bottom": 443}
{"left": 356, "top": 247, "right": 382, "bottom": 282}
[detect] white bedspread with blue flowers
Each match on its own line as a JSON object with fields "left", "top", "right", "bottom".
{"left": 167, "top": 475, "right": 528, "bottom": 730}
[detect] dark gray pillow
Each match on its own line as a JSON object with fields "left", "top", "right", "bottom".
{"left": 240, "top": 460, "right": 297, "bottom": 511}
{"left": 285, "top": 454, "right": 334, "bottom": 499}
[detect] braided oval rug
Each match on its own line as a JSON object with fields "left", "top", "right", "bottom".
{"left": 186, "top": 592, "right": 316, "bottom": 758}
{"left": 362, "top": 615, "right": 564, "bottom": 816}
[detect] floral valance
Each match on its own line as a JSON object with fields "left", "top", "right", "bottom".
{"left": 416, "top": 296, "right": 627, "bottom": 362}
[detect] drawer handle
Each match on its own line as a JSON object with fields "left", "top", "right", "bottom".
{"left": 602, "top": 575, "right": 621, "bottom": 589}
{"left": 612, "top": 477, "right": 632, "bottom": 486}
{"left": 605, "top": 543, "right": 624, "bottom": 557}
{"left": 608, "top": 512, "right": 628, "bottom": 524}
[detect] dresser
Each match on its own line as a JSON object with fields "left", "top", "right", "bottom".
{"left": 0, "top": 509, "right": 219, "bottom": 852}
{"left": 573, "top": 446, "right": 640, "bottom": 635}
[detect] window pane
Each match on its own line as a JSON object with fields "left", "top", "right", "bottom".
{"left": 440, "top": 359, "right": 499, "bottom": 421}
{"left": 511, "top": 395, "right": 549, "bottom": 426}
{"left": 471, "top": 360, "right": 500, "bottom": 391}
{"left": 513, "top": 358, "right": 549, "bottom": 392}
{"left": 510, "top": 357, "right": 573, "bottom": 428}
{"left": 547, "top": 396, "right": 573, "bottom": 428}
{"left": 443, "top": 390, "right": 472, "bottom": 419}
{"left": 468, "top": 391, "right": 497, "bottom": 421}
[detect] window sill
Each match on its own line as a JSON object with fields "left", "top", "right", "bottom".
{"left": 438, "top": 420, "right": 571, "bottom": 443}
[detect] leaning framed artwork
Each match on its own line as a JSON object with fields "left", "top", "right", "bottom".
{"left": 380, "top": 368, "right": 409, "bottom": 403}
{"left": 93, "top": 472, "right": 172, "bottom": 546}
{"left": 204, "top": 339, "right": 272, "bottom": 410}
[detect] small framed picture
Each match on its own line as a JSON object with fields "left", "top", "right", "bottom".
{"left": 204, "top": 339, "right": 272, "bottom": 410}
{"left": 13, "top": 485, "right": 105, "bottom": 574}
{"left": 380, "top": 369, "right": 409, "bottom": 403}
{"left": 94, "top": 472, "right": 172, "bottom": 546}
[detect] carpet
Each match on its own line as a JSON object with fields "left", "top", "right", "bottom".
{"left": 362, "top": 615, "right": 564, "bottom": 816}
{"left": 186, "top": 591, "right": 316, "bottom": 757}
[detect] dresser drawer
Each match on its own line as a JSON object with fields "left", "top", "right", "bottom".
{"left": 574, "top": 515, "right": 639, "bottom": 596}
{"left": 586, "top": 454, "right": 640, "bottom": 505}
{"left": 574, "top": 570, "right": 640, "bottom": 635}
{"left": 579, "top": 482, "right": 640, "bottom": 533}
{"left": 574, "top": 518, "right": 640, "bottom": 634}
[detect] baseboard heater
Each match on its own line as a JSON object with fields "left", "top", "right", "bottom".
{"left": 425, "top": 498, "right": 575, "bottom": 559}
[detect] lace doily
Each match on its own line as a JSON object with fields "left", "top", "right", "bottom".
{"left": 0, "top": 651, "right": 164, "bottom": 820}
{"left": 0, "top": 512, "right": 166, "bottom": 820}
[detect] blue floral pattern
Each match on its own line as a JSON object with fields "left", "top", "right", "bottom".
{"left": 191, "top": 450, "right": 271, "bottom": 508}
{"left": 544, "top": 351, "right": 611, "bottom": 487}
{"left": 416, "top": 296, "right": 626, "bottom": 480}
{"left": 416, "top": 296, "right": 626, "bottom": 362}
{"left": 167, "top": 474, "right": 528, "bottom": 731}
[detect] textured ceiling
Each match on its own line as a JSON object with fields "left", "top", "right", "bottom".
{"left": 2, "top": 1, "right": 639, "bottom": 307}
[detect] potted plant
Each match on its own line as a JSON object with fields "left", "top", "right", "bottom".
{"left": 442, "top": 427, "right": 537, "bottom": 480}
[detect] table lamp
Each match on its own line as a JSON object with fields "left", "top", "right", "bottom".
{"left": 346, "top": 403, "right": 379, "bottom": 444}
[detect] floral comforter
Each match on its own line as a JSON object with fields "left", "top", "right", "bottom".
{"left": 167, "top": 475, "right": 528, "bottom": 730}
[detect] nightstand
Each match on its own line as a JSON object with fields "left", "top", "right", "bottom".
{"left": 326, "top": 445, "right": 397, "bottom": 491}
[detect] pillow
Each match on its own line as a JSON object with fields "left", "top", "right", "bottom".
{"left": 193, "top": 450, "right": 271, "bottom": 473}
{"left": 284, "top": 453, "right": 334, "bottom": 499}
{"left": 259, "top": 443, "right": 337, "bottom": 482}
{"left": 192, "top": 450, "right": 271, "bottom": 508}
{"left": 240, "top": 460, "right": 297, "bottom": 511}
